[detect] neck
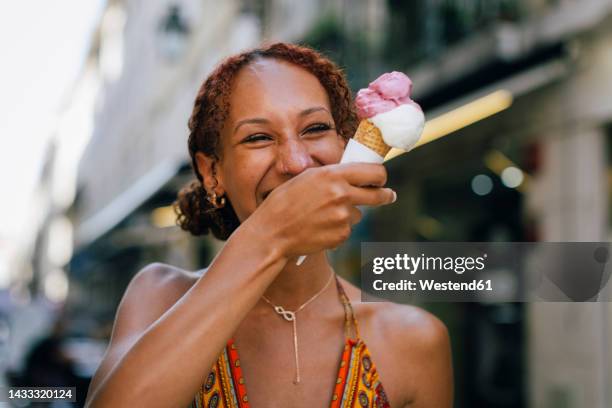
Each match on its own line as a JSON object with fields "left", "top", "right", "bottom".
{"left": 260, "top": 251, "right": 335, "bottom": 311}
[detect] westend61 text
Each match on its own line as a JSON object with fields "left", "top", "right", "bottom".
{"left": 372, "top": 253, "right": 487, "bottom": 275}
{"left": 373, "top": 279, "right": 493, "bottom": 292}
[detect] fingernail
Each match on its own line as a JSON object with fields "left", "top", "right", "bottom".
{"left": 392, "top": 190, "right": 397, "bottom": 203}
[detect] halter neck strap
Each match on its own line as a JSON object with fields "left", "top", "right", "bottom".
{"left": 335, "top": 275, "right": 361, "bottom": 341}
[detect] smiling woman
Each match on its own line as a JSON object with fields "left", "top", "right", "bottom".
{"left": 84, "top": 43, "right": 453, "bottom": 408}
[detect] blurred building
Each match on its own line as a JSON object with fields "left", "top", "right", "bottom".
{"left": 26, "top": 0, "right": 612, "bottom": 407}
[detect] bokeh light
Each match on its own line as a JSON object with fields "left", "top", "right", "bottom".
{"left": 471, "top": 174, "right": 493, "bottom": 196}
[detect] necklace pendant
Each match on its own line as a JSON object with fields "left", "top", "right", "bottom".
{"left": 274, "top": 306, "right": 295, "bottom": 321}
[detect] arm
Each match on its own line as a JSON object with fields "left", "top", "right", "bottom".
{"left": 85, "top": 221, "right": 288, "bottom": 408}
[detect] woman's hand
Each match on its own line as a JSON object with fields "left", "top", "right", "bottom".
{"left": 245, "top": 162, "right": 396, "bottom": 259}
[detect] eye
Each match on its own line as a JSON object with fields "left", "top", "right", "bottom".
{"left": 242, "top": 134, "right": 272, "bottom": 143}
{"left": 304, "top": 122, "right": 334, "bottom": 134}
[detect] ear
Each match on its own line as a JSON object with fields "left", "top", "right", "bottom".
{"left": 195, "top": 152, "right": 225, "bottom": 194}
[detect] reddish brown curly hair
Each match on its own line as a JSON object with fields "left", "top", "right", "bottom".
{"left": 173, "top": 42, "right": 359, "bottom": 240}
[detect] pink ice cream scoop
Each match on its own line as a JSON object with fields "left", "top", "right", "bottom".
{"left": 353, "top": 71, "right": 425, "bottom": 151}
{"left": 355, "top": 71, "right": 420, "bottom": 118}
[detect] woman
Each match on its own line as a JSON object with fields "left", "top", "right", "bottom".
{"left": 85, "top": 42, "right": 453, "bottom": 408}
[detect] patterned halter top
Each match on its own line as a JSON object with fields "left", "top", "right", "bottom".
{"left": 189, "top": 276, "right": 391, "bottom": 408}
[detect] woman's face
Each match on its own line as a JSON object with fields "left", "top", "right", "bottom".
{"left": 197, "top": 58, "right": 347, "bottom": 222}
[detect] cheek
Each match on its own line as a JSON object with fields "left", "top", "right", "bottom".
{"left": 309, "top": 134, "right": 347, "bottom": 164}
{"left": 221, "top": 156, "right": 266, "bottom": 219}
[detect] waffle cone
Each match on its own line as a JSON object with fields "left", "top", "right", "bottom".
{"left": 353, "top": 119, "right": 390, "bottom": 157}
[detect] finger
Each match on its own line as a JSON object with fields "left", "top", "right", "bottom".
{"left": 332, "top": 162, "right": 388, "bottom": 187}
{"left": 347, "top": 185, "right": 396, "bottom": 207}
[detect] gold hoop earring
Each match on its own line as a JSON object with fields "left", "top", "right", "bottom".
{"left": 207, "top": 191, "right": 226, "bottom": 209}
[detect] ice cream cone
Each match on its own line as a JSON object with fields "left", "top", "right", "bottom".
{"left": 353, "top": 119, "right": 391, "bottom": 158}
{"left": 297, "top": 71, "right": 423, "bottom": 267}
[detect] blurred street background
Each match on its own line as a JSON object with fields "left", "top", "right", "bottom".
{"left": 1, "top": 0, "right": 612, "bottom": 406}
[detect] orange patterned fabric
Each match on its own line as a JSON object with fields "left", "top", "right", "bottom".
{"left": 190, "top": 277, "right": 391, "bottom": 407}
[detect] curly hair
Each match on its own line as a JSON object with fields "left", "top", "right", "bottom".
{"left": 173, "top": 42, "right": 359, "bottom": 240}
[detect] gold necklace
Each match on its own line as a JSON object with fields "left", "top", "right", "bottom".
{"left": 261, "top": 271, "right": 335, "bottom": 385}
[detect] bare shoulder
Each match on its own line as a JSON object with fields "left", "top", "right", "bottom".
{"left": 128, "top": 262, "right": 203, "bottom": 299}
{"left": 337, "top": 277, "right": 453, "bottom": 407}
{"left": 118, "top": 263, "right": 207, "bottom": 325}
{"left": 105, "top": 263, "right": 207, "bottom": 353}
{"left": 371, "top": 302, "right": 449, "bottom": 353}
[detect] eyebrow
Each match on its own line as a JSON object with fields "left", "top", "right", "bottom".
{"left": 233, "top": 106, "right": 330, "bottom": 134}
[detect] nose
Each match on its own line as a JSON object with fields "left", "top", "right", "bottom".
{"left": 275, "top": 138, "right": 315, "bottom": 176}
